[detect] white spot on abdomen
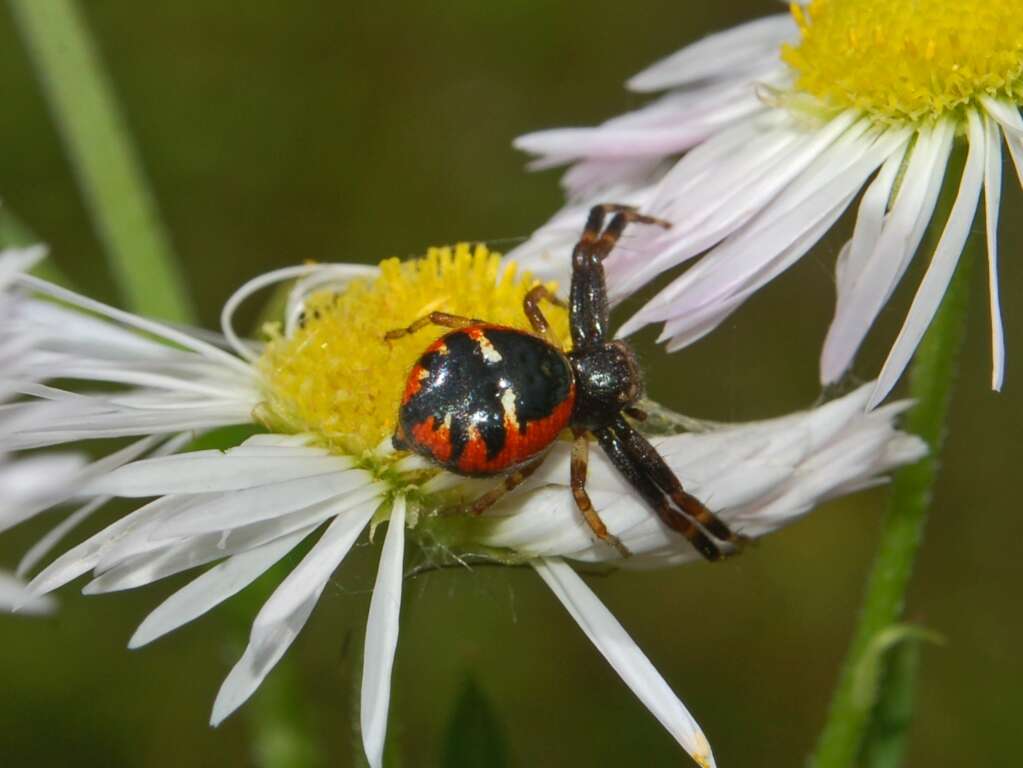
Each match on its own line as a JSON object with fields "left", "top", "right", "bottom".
{"left": 477, "top": 335, "right": 503, "bottom": 364}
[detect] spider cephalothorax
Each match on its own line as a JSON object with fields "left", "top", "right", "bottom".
{"left": 388, "top": 205, "right": 743, "bottom": 560}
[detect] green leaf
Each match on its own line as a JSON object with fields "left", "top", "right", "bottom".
{"left": 859, "top": 629, "right": 939, "bottom": 768}
{"left": 442, "top": 675, "right": 509, "bottom": 768}
{"left": 850, "top": 624, "right": 944, "bottom": 714}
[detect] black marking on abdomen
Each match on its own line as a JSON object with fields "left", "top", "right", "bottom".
{"left": 399, "top": 327, "right": 572, "bottom": 471}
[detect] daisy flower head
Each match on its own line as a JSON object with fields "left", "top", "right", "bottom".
{"left": 0, "top": 239, "right": 925, "bottom": 768}
{"left": 0, "top": 246, "right": 77, "bottom": 615}
{"left": 513, "top": 0, "right": 1023, "bottom": 408}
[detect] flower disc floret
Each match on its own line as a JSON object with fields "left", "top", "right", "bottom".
{"left": 783, "top": 0, "right": 1023, "bottom": 123}
{"left": 258, "top": 244, "right": 570, "bottom": 455}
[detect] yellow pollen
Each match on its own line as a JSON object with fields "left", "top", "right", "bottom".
{"left": 783, "top": 0, "right": 1023, "bottom": 123}
{"left": 257, "top": 244, "right": 570, "bottom": 455}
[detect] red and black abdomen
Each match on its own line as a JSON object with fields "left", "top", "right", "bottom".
{"left": 395, "top": 324, "right": 575, "bottom": 476}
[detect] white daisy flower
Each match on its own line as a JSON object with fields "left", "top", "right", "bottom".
{"left": 1, "top": 243, "right": 924, "bottom": 768}
{"left": 513, "top": 1, "right": 1023, "bottom": 408}
{"left": 0, "top": 245, "right": 80, "bottom": 615}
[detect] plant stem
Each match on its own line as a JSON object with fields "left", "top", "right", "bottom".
{"left": 9, "top": 0, "right": 194, "bottom": 322}
{"left": 810, "top": 221, "right": 976, "bottom": 765}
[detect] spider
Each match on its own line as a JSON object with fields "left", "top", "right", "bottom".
{"left": 386, "top": 204, "right": 743, "bottom": 560}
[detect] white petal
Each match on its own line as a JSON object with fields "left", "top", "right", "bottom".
{"left": 17, "top": 275, "right": 253, "bottom": 377}
{"left": 0, "top": 246, "right": 47, "bottom": 286}
{"left": 16, "top": 496, "right": 108, "bottom": 578}
{"left": 627, "top": 13, "right": 795, "bottom": 92}
{"left": 1005, "top": 130, "right": 1023, "bottom": 191}
{"left": 533, "top": 558, "right": 715, "bottom": 768}
{"left": 476, "top": 383, "right": 925, "bottom": 565}
{"left": 979, "top": 96, "right": 1023, "bottom": 140}
{"left": 0, "top": 435, "right": 159, "bottom": 534}
{"left": 210, "top": 499, "right": 377, "bottom": 725}
{"left": 23, "top": 494, "right": 194, "bottom": 599}
{"left": 89, "top": 483, "right": 384, "bottom": 590}
{"left": 361, "top": 496, "right": 407, "bottom": 768}
{"left": 819, "top": 121, "right": 954, "bottom": 384}
{"left": 129, "top": 527, "right": 314, "bottom": 648}
{"left": 975, "top": 100, "right": 1022, "bottom": 187}
{"left": 983, "top": 114, "right": 1006, "bottom": 390}
{"left": 149, "top": 469, "right": 374, "bottom": 538}
{"left": 87, "top": 451, "right": 353, "bottom": 496}
{"left": 0, "top": 570, "right": 56, "bottom": 615}
{"left": 869, "top": 114, "right": 986, "bottom": 408}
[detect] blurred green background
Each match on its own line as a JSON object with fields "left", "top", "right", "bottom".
{"left": 1, "top": 1, "right": 1020, "bottom": 766}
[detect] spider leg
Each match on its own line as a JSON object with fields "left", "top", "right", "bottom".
{"left": 595, "top": 418, "right": 727, "bottom": 562}
{"left": 463, "top": 457, "right": 544, "bottom": 516}
{"left": 623, "top": 406, "right": 647, "bottom": 421}
{"left": 523, "top": 285, "right": 566, "bottom": 348}
{"left": 384, "top": 311, "right": 482, "bottom": 341}
{"left": 570, "top": 204, "right": 671, "bottom": 350}
{"left": 611, "top": 415, "right": 745, "bottom": 548}
{"left": 571, "top": 429, "right": 631, "bottom": 557}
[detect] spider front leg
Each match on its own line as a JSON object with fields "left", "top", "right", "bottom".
{"left": 384, "top": 311, "right": 482, "bottom": 341}
{"left": 523, "top": 285, "right": 567, "bottom": 348}
{"left": 595, "top": 417, "right": 731, "bottom": 562}
{"left": 571, "top": 429, "right": 631, "bottom": 557}
{"left": 570, "top": 204, "right": 671, "bottom": 350}
{"left": 612, "top": 415, "right": 746, "bottom": 549}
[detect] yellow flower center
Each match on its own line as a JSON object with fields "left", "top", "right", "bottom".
{"left": 257, "top": 244, "right": 570, "bottom": 455}
{"left": 783, "top": 0, "right": 1023, "bottom": 123}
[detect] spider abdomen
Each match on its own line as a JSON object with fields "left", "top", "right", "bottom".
{"left": 395, "top": 324, "right": 575, "bottom": 476}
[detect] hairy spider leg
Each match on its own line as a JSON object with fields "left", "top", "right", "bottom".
{"left": 464, "top": 457, "right": 545, "bottom": 516}
{"left": 384, "top": 311, "right": 484, "bottom": 341}
{"left": 611, "top": 415, "right": 745, "bottom": 548}
{"left": 570, "top": 205, "right": 670, "bottom": 350}
{"left": 522, "top": 284, "right": 566, "bottom": 348}
{"left": 571, "top": 428, "right": 631, "bottom": 557}
{"left": 595, "top": 418, "right": 726, "bottom": 562}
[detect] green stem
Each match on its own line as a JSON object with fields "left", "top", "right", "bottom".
{"left": 810, "top": 222, "right": 976, "bottom": 765}
{"left": 9, "top": 0, "right": 194, "bottom": 322}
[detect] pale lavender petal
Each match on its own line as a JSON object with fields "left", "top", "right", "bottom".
{"left": 821, "top": 144, "right": 909, "bottom": 382}
{"left": 818, "top": 121, "right": 954, "bottom": 384}
{"left": 869, "top": 113, "right": 986, "bottom": 409}
{"left": 614, "top": 110, "right": 861, "bottom": 317}
{"left": 515, "top": 91, "right": 765, "bottom": 163}
{"left": 661, "top": 190, "right": 856, "bottom": 351}
{"left": 627, "top": 12, "right": 796, "bottom": 92}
